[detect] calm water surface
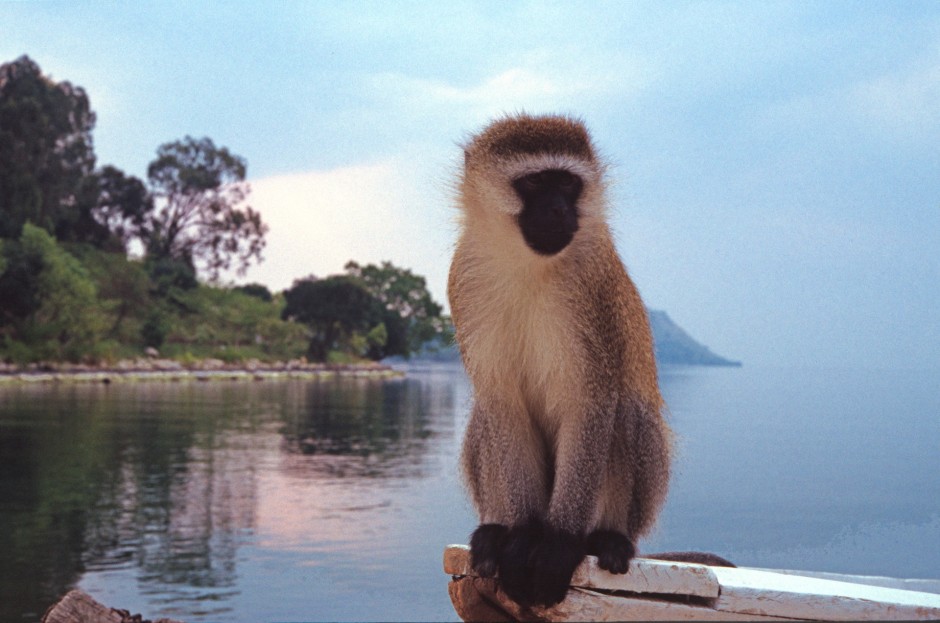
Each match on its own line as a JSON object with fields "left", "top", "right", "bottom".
{"left": 1, "top": 364, "right": 938, "bottom": 621}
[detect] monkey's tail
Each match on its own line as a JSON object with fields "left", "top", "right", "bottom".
{"left": 645, "top": 551, "right": 736, "bottom": 567}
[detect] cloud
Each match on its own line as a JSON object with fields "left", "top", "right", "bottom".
{"left": 235, "top": 160, "right": 454, "bottom": 307}
{"left": 367, "top": 54, "right": 650, "bottom": 122}
{"left": 851, "top": 58, "right": 940, "bottom": 141}
{"left": 367, "top": 68, "right": 580, "bottom": 121}
{"left": 380, "top": 68, "right": 570, "bottom": 105}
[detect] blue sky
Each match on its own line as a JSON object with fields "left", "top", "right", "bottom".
{"left": 2, "top": 1, "right": 938, "bottom": 369}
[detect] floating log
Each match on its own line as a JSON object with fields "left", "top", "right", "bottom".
{"left": 443, "top": 544, "right": 940, "bottom": 622}
{"left": 42, "top": 589, "right": 184, "bottom": 623}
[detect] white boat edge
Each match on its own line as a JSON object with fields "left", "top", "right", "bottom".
{"left": 443, "top": 544, "right": 940, "bottom": 621}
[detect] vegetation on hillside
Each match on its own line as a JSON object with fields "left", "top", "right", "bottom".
{"left": 0, "top": 55, "right": 450, "bottom": 366}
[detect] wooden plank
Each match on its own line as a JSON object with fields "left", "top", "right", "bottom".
{"left": 711, "top": 566, "right": 940, "bottom": 621}
{"left": 444, "top": 544, "right": 720, "bottom": 598}
{"left": 448, "top": 577, "right": 515, "bottom": 622}
{"left": 447, "top": 576, "right": 795, "bottom": 622}
{"left": 550, "top": 588, "right": 795, "bottom": 622}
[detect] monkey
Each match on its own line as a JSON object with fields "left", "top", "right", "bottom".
{"left": 448, "top": 113, "right": 673, "bottom": 608}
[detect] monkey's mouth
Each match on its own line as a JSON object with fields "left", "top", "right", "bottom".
{"left": 519, "top": 224, "right": 577, "bottom": 255}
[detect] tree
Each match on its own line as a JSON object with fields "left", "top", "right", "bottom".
{"left": 0, "top": 55, "right": 96, "bottom": 240}
{"left": 0, "top": 224, "right": 105, "bottom": 361}
{"left": 282, "top": 276, "right": 385, "bottom": 361}
{"left": 0, "top": 235, "right": 43, "bottom": 324}
{"left": 344, "top": 260, "right": 450, "bottom": 356}
{"left": 86, "top": 165, "right": 153, "bottom": 252}
{"left": 233, "top": 282, "right": 273, "bottom": 302}
{"left": 145, "top": 136, "right": 267, "bottom": 281}
{"left": 69, "top": 245, "right": 152, "bottom": 340}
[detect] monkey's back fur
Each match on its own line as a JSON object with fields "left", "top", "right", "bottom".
{"left": 449, "top": 114, "right": 671, "bottom": 544}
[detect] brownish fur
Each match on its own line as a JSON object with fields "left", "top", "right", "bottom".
{"left": 449, "top": 114, "right": 671, "bottom": 543}
{"left": 464, "top": 114, "right": 597, "bottom": 161}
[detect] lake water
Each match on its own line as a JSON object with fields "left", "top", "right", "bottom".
{"left": 1, "top": 363, "right": 938, "bottom": 622}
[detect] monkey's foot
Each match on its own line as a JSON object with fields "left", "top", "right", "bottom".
{"left": 494, "top": 520, "right": 586, "bottom": 607}
{"left": 495, "top": 519, "right": 543, "bottom": 606}
{"left": 586, "top": 529, "right": 635, "bottom": 574}
{"left": 527, "top": 526, "right": 586, "bottom": 607}
{"left": 469, "top": 523, "right": 508, "bottom": 578}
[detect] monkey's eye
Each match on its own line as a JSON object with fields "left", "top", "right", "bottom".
{"left": 555, "top": 170, "right": 575, "bottom": 188}
{"left": 520, "top": 172, "right": 543, "bottom": 188}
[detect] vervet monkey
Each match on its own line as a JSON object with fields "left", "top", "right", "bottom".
{"left": 448, "top": 113, "right": 672, "bottom": 608}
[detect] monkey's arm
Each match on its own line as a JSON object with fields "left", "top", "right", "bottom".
{"left": 546, "top": 400, "right": 619, "bottom": 535}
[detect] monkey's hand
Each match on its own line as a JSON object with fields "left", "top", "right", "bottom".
{"left": 469, "top": 523, "right": 508, "bottom": 578}
{"left": 586, "top": 529, "right": 635, "bottom": 574}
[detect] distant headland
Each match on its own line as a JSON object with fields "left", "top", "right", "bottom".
{"left": 388, "top": 309, "right": 741, "bottom": 368}
{"left": 647, "top": 310, "right": 741, "bottom": 367}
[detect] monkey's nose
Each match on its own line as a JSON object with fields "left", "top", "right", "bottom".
{"left": 548, "top": 196, "right": 569, "bottom": 219}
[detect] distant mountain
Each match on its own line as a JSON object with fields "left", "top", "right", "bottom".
{"left": 647, "top": 310, "right": 740, "bottom": 367}
{"left": 388, "top": 309, "right": 740, "bottom": 367}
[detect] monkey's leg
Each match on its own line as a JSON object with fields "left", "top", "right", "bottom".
{"left": 461, "top": 397, "right": 549, "bottom": 596}
{"left": 521, "top": 403, "right": 618, "bottom": 607}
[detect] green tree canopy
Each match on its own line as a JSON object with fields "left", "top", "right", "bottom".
{"left": 69, "top": 244, "right": 152, "bottom": 340}
{"left": 0, "top": 236, "right": 42, "bottom": 323}
{"left": 145, "top": 136, "right": 267, "bottom": 281}
{"left": 0, "top": 224, "right": 104, "bottom": 361}
{"left": 282, "top": 276, "right": 385, "bottom": 361}
{"left": 0, "top": 55, "right": 96, "bottom": 240}
{"left": 87, "top": 165, "right": 153, "bottom": 252}
{"left": 234, "top": 282, "right": 273, "bottom": 302}
{"left": 344, "top": 260, "right": 448, "bottom": 356}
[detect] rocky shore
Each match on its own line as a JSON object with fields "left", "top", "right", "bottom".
{"left": 0, "top": 357, "right": 403, "bottom": 385}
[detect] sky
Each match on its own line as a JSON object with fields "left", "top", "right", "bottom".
{"left": 2, "top": 1, "right": 938, "bottom": 370}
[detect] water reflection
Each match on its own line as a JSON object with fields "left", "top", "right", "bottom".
{"left": 0, "top": 375, "right": 462, "bottom": 622}
{"left": 278, "top": 377, "right": 451, "bottom": 480}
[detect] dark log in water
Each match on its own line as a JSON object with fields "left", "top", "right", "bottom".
{"left": 42, "top": 590, "right": 184, "bottom": 623}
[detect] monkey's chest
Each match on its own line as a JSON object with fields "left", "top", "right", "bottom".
{"left": 462, "top": 285, "right": 581, "bottom": 421}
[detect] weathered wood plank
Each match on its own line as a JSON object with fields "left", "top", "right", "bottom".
{"left": 444, "top": 544, "right": 720, "bottom": 598}
{"left": 710, "top": 566, "right": 940, "bottom": 621}
{"left": 449, "top": 577, "right": 520, "bottom": 622}
{"left": 447, "top": 577, "right": 795, "bottom": 622}
{"left": 549, "top": 588, "right": 795, "bottom": 622}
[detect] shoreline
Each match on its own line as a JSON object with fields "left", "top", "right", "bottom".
{"left": 0, "top": 358, "right": 403, "bottom": 385}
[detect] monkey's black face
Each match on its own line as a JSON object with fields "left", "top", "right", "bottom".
{"left": 512, "top": 169, "right": 582, "bottom": 256}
